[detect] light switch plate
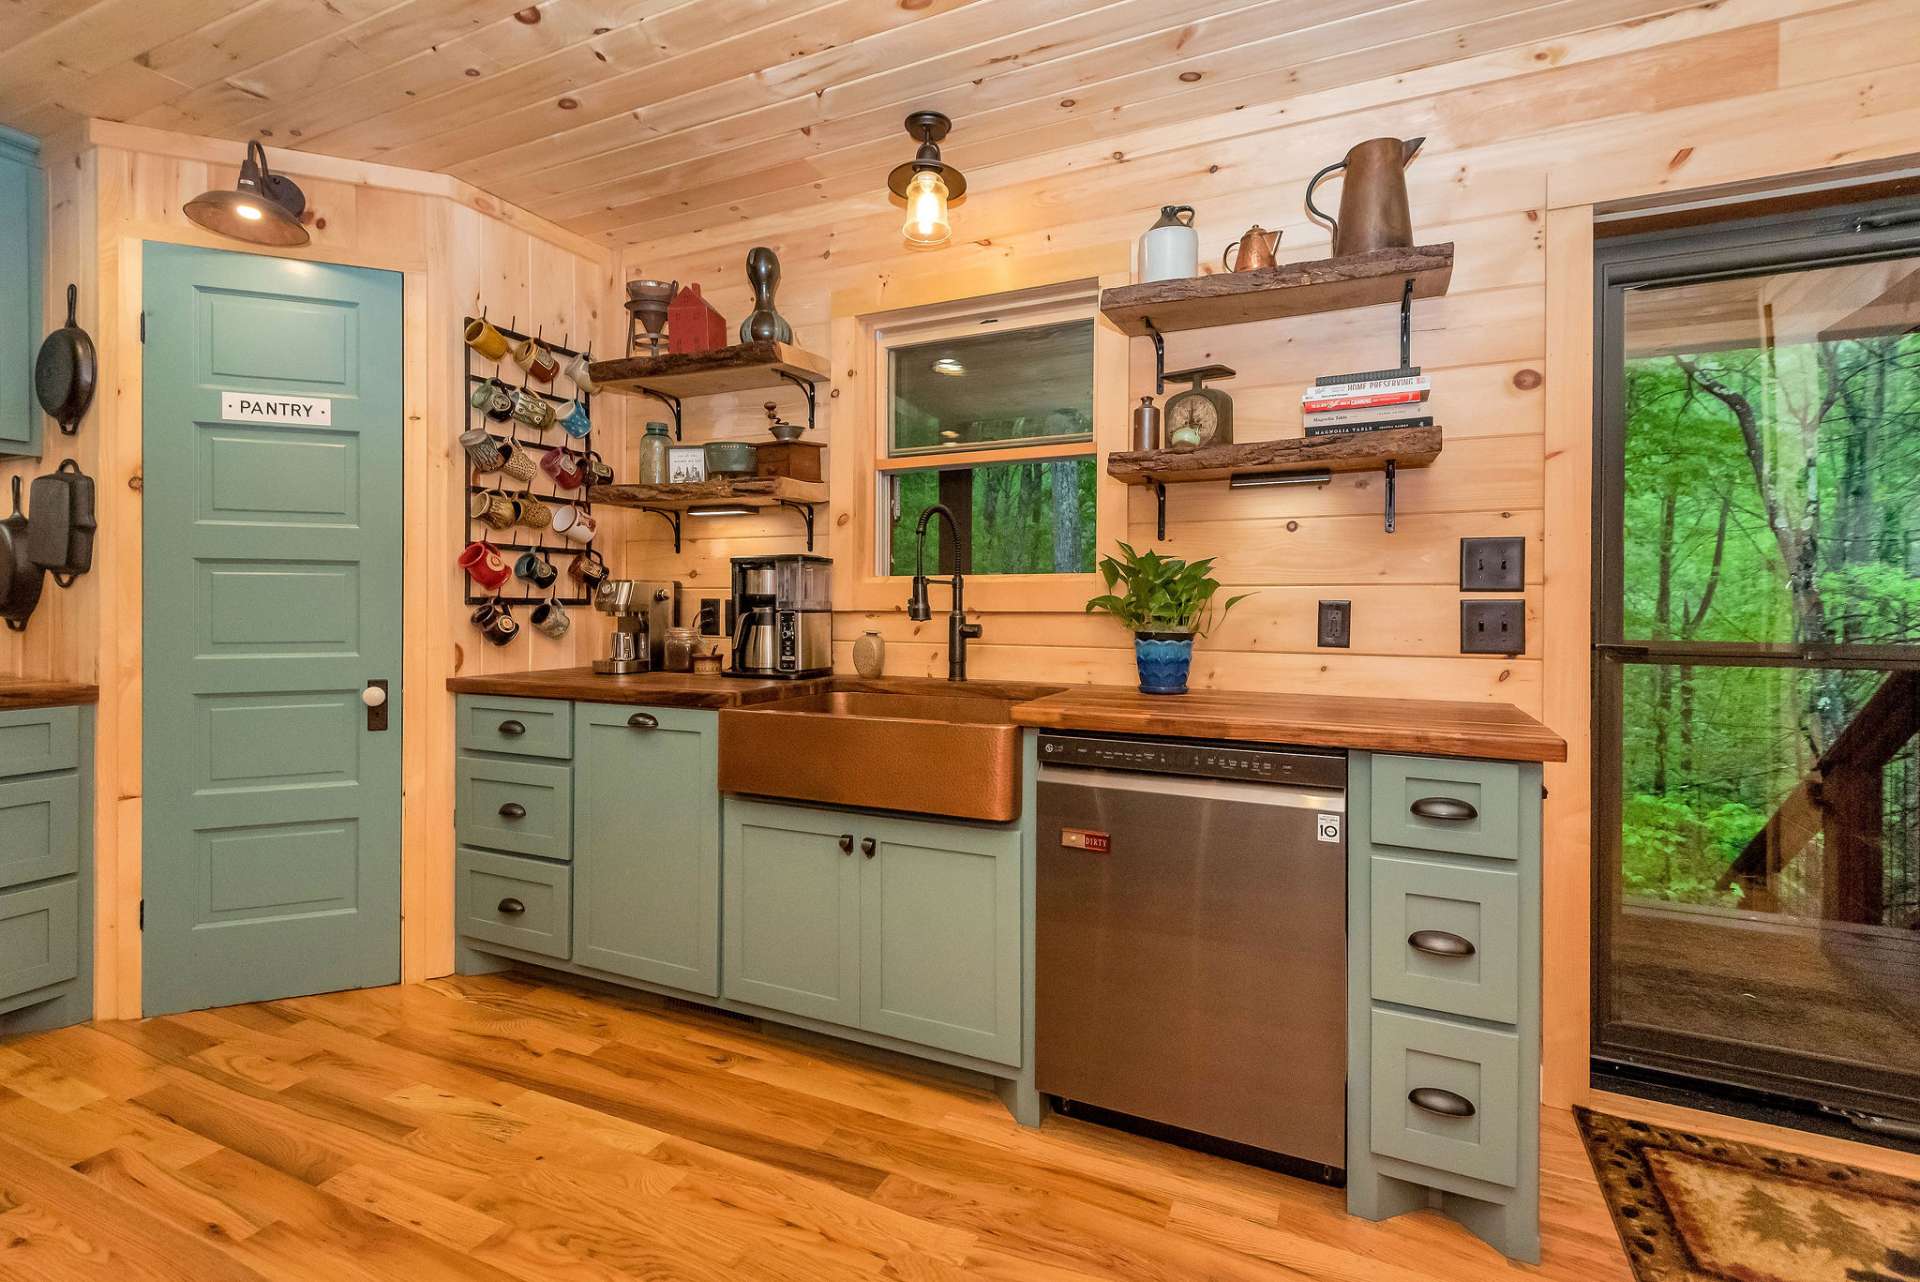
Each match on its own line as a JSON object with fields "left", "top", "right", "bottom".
{"left": 1317, "top": 600, "right": 1351, "bottom": 648}
{"left": 1460, "top": 537, "right": 1525, "bottom": 592}
{"left": 1461, "top": 600, "right": 1525, "bottom": 655}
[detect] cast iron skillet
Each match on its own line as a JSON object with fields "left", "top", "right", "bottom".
{"left": 35, "top": 283, "right": 96, "bottom": 436}
{"left": 0, "top": 477, "right": 43, "bottom": 632}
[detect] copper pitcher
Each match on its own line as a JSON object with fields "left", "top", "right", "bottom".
{"left": 1221, "top": 225, "right": 1281, "bottom": 272}
{"left": 1305, "top": 137, "right": 1424, "bottom": 257}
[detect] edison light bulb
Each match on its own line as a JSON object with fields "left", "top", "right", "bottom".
{"left": 902, "top": 169, "right": 950, "bottom": 247}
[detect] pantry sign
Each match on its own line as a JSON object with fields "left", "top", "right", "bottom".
{"left": 219, "top": 391, "right": 333, "bottom": 425}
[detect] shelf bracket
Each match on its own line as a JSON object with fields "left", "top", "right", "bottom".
{"left": 774, "top": 369, "right": 819, "bottom": 431}
{"left": 1383, "top": 460, "right": 1397, "bottom": 534}
{"left": 637, "top": 388, "right": 684, "bottom": 441}
{"left": 771, "top": 498, "right": 817, "bottom": 552}
{"left": 1143, "top": 317, "right": 1166, "bottom": 395}
{"left": 639, "top": 506, "right": 682, "bottom": 553}
{"left": 1399, "top": 277, "right": 1414, "bottom": 370}
{"left": 1153, "top": 481, "right": 1167, "bottom": 541}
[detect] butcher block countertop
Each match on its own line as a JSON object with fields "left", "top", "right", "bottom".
{"left": 447, "top": 668, "right": 819, "bottom": 709}
{"left": 1010, "top": 685, "right": 1567, "bottom": 763}
{"left": 0, "top": 679, "right": 99, "bottom": 711}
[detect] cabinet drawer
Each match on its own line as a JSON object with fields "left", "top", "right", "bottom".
{"left": 457, "top": 696, "right": 573, "bottom": 760}
{"left": 458, "top": 848, "right": 571, "bottom": 960}
{"left": 0, "top": 707, "right": 79, "bottom": 778}
{"left": 1368, "top": 754, "right": 1521, "bottom": 861}
{"left": 0, "top": 880, "right": 79, "bottom": 1009}
{"left": 0, "top": 773, "right": 80, "bottom": 889}
{"left": 1370, "top": 854, "right": 1518, "bottom": 1024}
{"left": 456, "top": 755, "right": 572, "bottom": 861}
{"left": 1369, "top": 1007, "right": 1519, "bottom": 1188}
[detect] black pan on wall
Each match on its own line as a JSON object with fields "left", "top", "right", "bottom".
{"left": 35, "top": 283, "right": 95, "bottom": 436}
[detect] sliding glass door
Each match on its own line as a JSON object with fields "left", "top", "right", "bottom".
{"left": 1593, "top": 204, "right": 1920, "bottom": 1127}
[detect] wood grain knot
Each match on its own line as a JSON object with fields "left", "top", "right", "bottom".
{"left": 1512, "top": 368, "right": 1543, "bottom": 391}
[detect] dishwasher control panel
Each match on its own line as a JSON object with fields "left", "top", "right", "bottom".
{"left": 1037, "top": 733, "right": 1345, "bottom": 787}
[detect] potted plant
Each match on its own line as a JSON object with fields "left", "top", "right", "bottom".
{"left": 1084, "top": 542, "right": 1249, "bottom": 695}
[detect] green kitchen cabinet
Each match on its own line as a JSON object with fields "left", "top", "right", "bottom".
{"left": 0, "top": 705, "right": 93, "bottom": 1035}
{"left": 722, "top": 798, "right": 862, "bottom": 1026}
{"left": 0, "top": 126, "right": 42, "bottom": 459}
{"left": 571, "top": 703, "right": 720, "bottom": 995}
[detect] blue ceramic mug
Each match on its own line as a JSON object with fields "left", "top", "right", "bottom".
{"left": 558, "top": 400, "right": 591, "bottom": 439}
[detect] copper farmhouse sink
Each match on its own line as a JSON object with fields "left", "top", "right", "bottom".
{"left": 717, "top": 678, "right": 1060, "bottom": 822}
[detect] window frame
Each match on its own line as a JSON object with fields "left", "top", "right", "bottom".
{"left": 829, "top": 271, "right": 1129, "bottom": 615}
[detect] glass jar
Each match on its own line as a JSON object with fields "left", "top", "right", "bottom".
{"left": 638, "top": 420, "right": 672, "bottom": 485}
{"left": 663, "top": 626, "right": 699, "bottom": 673}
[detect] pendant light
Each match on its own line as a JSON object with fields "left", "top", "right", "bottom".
{"left": 886, "top": 111, "right": 966, "bottom": 248}
{"left": 185, "top": 141, "right": 311, "bottom": 247}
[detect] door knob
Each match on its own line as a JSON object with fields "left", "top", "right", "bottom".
{"left": 361, "top": 685, "right": 387, "bottom": 707}
{"left": 838, "top": 834, "right": 854, "bottom": 854}
{"left": 860, "top": 837, "right": 877, "bottom": 858}
{"left": 363, "top": 679, "right": 390, "bottom": 731}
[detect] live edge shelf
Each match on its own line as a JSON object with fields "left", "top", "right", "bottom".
{"left": 586, "top": 341, "right": 831, "bottom": 440}
{"left": 1108, "top": 425, "right": 1442, "bottom": 536}
{"left": 587, "top": 476, "right": 828, "bottom": 553}
{"left": 1098, "top": 244, "right": 1454, "bottom": 336}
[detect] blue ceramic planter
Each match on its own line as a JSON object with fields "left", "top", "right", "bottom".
{"left": 1134, "top": 631, "right": 1194, "bottom": 695}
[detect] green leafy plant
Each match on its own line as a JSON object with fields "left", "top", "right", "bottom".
{"left": 1084, "top": 542, "right": 1250, "bottom": 637}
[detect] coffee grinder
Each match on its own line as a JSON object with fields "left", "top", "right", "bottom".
{"left": 592, "top": 579, "right": 679, "bottom": 674}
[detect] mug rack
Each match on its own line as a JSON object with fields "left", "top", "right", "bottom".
{"left": 462, "top": 313, "right": 603, "bottom": 613}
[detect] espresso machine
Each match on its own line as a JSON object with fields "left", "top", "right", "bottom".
{"left": 729, "top": 554, "right": 831, "bottom": 679}
{"left": 592, "top": 578, "right": 679, "bottom": 674}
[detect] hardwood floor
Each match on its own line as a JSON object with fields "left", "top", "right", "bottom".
{"left": 0, "top": 973, "right": 1633, "bottom": 1281}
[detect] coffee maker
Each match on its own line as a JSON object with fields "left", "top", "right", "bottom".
{"left": 592, "top": 579, "right": 679, "bottom": 674}
{"left": 729, "top": 554, "right": 830, "bottom": 679}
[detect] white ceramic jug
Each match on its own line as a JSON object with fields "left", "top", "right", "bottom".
{"left": 1140, "top": 205, "right": 1198, "bottom": 282}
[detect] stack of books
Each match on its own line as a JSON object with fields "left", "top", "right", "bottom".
{"left": 1301, "top": 366, "right": 1432, "bottom": 437}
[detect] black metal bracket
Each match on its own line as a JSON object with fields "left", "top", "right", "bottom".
{"left": 636, "top": 388, "right": 683, "bottom": 440}
{"left": 639, "top": 507, "right": 682, "bottom": 553}
{"left": 1153, "top": 481, "right": 1167, "bottom": 541}
{"left": 776, "top": 498, "right": 818, "bottom": 551}
{"left": 1383, "top": 459, "right": 1397, "bottom": 534}
{"left": 775, "top": 369, "right": 819, "bottom": 431}
{"left": 1399, "top": 277, "right": 1414, "bottom": 370}
{"left": 1142, "top": 317, "right": 1166, "bottom": 395}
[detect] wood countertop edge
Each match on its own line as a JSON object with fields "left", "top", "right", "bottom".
{"left": 0, "top": 682, "right": 101, "bottom": 711}
{"left": 446, "top": 670, "right": 826, "bottom": 709}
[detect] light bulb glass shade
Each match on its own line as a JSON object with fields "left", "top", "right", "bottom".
{"left": 901, "top": 169, "right": 950, "bottom": 247}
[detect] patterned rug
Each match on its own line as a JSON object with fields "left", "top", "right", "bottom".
{"left": 1576, "top": 1107, "right": 1920, "bottom": 1282}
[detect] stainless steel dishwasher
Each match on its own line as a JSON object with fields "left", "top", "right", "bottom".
{"left": 1035, "top": 731, "right": 1348, "bottom": 1174}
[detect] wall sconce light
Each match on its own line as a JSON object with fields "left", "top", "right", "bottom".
{"left": 887, "top": 111, "right": 966, "bottom": 248}
{"left": 185, "top": 141, "right": 310, "bottom": 247}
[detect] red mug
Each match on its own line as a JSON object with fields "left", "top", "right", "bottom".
{"left": 541, "top": 446, "right": 584, "bottom": 490}
{"left": 458, "top": 540, "right": 510, "bottom": 589}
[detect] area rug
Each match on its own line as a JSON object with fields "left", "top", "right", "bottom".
{"left": 1576, "top": 1107, "right": 1920, "bottom": 1282}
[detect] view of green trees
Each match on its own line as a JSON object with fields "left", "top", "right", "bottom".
{"left": 886, "top": 456, "right": 1097, "bottom": 576}
{"left": 1618, "top": 273, "right": 1920, "bottom": 927}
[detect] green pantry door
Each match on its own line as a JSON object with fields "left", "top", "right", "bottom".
{"left": 142, "top": 243, "right": 404, "bottom": 1015}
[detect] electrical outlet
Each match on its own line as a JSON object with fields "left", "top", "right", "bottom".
{"left": 1461, "top": 600, "right": 1525, "bottom": 655}
{"left": 1460, "top": 537, "right": 1525, "bottom": 591}
{"left": 698, "top": 598, "right": 722, "bottom": 636}
{"left": 1317, "top": 600, "right": 1351, "bottom": 648}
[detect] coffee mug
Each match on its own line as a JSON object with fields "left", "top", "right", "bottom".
{"left": 475, "top": 601, "right": 518, "bottom": 646}
{"left": 581, "top": 451, "right": 614, "bottom": 487}
{"left": 517, "top": 495, "right": 553, "bottom": 530}
{"left": 512, "top": 338, "right": 559, "bottom": 382}
{"left": 468, "top": 489, "right": 516, "bottom": 530}
{"left": 464, "top": 318, "right": 510, "bottom": 361}
{"left": 564, "top": 353, "right": 597, "bottom": 395}
{"left": 558, "top": 400, "right": 592, "bottom": 439}
{"left": 474, "top": 378, "right": 513, "bottom": 421}
{"left": 460, "top": 429, "right": 505, "bottom": 473}
{"left": 515, "top": 551, "right": 558, "bottom": 588}
{"left": 551, "top": 505, "right": 597, "bottom": 544}
{"left": 569, "top": 547, "right": 610, "bottom": 589}
{"left": 511, "top": 388, "right": 555, "bottom": 431}
{"left": 470, "top": 600, "right": 503, "bottom": 628}
{"left": 540, "top": 446, "right": 582, "bottom": 489}
{"left": 530, "top": 599, "right": 571, "bottom": 639}
{"left": 458, "top": 540, "right": 510, "bottom": 589}
{"left": 497, "top": 442, "right": 538, "bottom": 484}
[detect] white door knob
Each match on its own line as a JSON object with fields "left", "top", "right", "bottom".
{"left": 361, "top": 685, "right": 388, "bottom": 708}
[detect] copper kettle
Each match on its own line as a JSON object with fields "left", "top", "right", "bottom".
{"left": 1222, "top": 225, "right": 1281, "bottom": 272}
{"left": 1305, "top": 137, "right": 1424, "bottom": 257}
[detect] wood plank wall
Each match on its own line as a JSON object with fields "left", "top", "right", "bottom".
{"left": 614, "top": 0, "right": 1920, "bottom": 1104}
{"left": 0, "top": 122, "right": 632, "bottom": 1016}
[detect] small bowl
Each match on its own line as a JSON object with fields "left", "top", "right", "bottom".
{"left": 704, "top": 440, "right": 758, "bottom": 476}
{"left": 767, "top": 420, "right": 804, "bottom": 442}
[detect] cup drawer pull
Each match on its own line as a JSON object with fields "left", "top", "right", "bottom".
{"left": 497, "top": 719, "right": 527, "bottom": 737}
{"left": 1410, "top": 796, "right": 1477, "bottom": 822}
{"left": 628, "top": 712, "right": 659, "bottom": 730}
{"left": 1408, "top": 1087, "right": 1476, "bottom": 1119}
{"left": 1408, "top": 929, "right": 1476, "bottom": 959}
{"left": 498, "top": 802, "right": 527, "bottom": 820}
{"left": 496, "top": 897, "right": 527, "bottom": 916}
{"left": 838, "top": 834, "right": 854, "bottom": 854}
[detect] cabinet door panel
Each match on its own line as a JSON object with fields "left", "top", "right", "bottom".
{"left": 860, "top": 815, "right": 1021, "bottom": 1066}
{"left": 0, "top": 773, "right": 79, "bottom": 889}
{"left": 0, "top": 880, "right": 78, "bottom": 1011}
{"left": 456, "top": 755, "right": 572, "bottom": 861}
{"left": 0, "top": 131, "right": 42, "bottom": 458}
{"left": 572, "top": 705, "right": 719, "bottom": 995}
{"left": 722, "top": 799, "right": 860, "bottom": 1027}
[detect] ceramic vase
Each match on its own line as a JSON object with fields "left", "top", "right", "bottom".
{"left": 1133, "top": 631, "right": 1193, "bottom": 695}
{"left": 853, "top": 629, "right": 886, "bottom": 678}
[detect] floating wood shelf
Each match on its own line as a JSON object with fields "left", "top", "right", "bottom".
{"left": 1099, "top": 244, "right": 1454, "bottom": 337}
{"left": 1108, "top": 425, "right": 1441, "bottom": 535}
{"left": 587, "top": 341, "right": 830, "bottom": 397}
{"left": 587, "top": 475, "right": 828, "bottom": 552}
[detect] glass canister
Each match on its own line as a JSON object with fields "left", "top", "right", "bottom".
{"left": 663, "top": 625, "right": 699, "bottom": 673}
{"left": 638, "top": 421, "right": 672, "bottom": 485}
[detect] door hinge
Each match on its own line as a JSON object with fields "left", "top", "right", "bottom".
{"left": 139, "top": 312, "right": 146, "bottom": 343}
{"left": 139, "top": 898, "right": 145, "bottom": 929}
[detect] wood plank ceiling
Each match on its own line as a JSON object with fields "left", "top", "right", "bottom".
{"left": 0, "top": 0, "right": 1687, "bottom": 247}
